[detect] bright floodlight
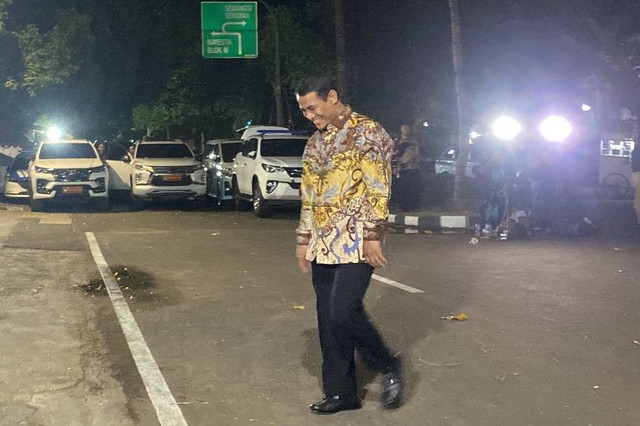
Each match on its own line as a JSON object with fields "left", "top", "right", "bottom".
{"left": 539, "top": 115, "right": 572, "bottom": 142}
{"left": 46, "top": 126, "right": 62, "bottom": 142}
{"left": 491, "top": 116, "right": 521, "bottom": 141}
{"left": 469, "top": 131, "right": 481, "bottom": 139}
{"left": 581, "top": 103, "right": 592, "bottom": 112}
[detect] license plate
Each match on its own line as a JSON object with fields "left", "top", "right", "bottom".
{"left": 162, "top": 174, "right": 182, "bottom": 182}
{"left": 62, "top": 186, "right": 83, "bottom": 194}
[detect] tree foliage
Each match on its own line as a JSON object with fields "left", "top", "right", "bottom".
{"left": 0, "top": 0, "right": 12, "bottom": 33}
{"left": 5, "top": 8, "right": 93, "bottom": 96}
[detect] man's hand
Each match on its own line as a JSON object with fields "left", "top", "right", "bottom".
{"left": 363, "top": 240, "right": 387, "bottom": 269}
{"left": 296, "top": 244, "right": 311, "bottom": 273}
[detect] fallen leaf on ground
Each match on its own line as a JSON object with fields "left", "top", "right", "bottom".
{"left": 441, "top": 313, "right": 468, "bottom": 321}
{"left": 634, "top": 340, "right": 640, "bottom": 346}
{"left": 293, "top": 305, "right": 305, "bottom": 310}
{"left": 614, "top": 247, "right": 624, "bottom": 251}
{"left": 418, "top": 358, "right": 462, "bottom": 367}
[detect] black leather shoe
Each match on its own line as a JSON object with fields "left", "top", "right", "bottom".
{"left": 309, "top": 395, "right": 362, "bottom": 415}
{"left": 381, "top": 357, "right": 402, "bottom": 410}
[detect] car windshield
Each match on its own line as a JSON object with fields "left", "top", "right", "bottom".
{"left": 9, "top": 154, "right": 31, "bottom": 172}
{"left": 39, "top": 143, "right": 97, "bottom": 159}
{"left": 136, "top": 144, "right": 193, "bottom": 158}
{"left": 221, "top": 143, "right": 243, "bottom": 162}
{"left": 260, "top": 139, "right": 306, "bottom": 157}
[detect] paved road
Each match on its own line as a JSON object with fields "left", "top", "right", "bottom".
{"left": 1, "top": 199, "right": 640, "bottom": 425}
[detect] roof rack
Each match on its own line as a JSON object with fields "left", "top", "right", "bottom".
{"left": 257, "top": 129, "right": 308, "bottom": 135}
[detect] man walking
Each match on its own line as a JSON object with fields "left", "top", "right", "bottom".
{"left": 295, "top": 76, "right": 402, "bottom": 414}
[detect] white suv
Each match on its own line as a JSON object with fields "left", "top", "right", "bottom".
{"left": 28, "top": 139, "right": 109, "bottom": 212}
{"left": 232, "top": 127, "right": 307, "bottom": 217}
{"left": 129, "top": 140, "right": 206, "bottom": 204}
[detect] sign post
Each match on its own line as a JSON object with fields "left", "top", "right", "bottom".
{"left": 201, "top": 2, "right": 258, "bottom": 59}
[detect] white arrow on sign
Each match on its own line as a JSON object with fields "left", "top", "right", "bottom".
{"left": 210, "top": 31, "right": 243, "bottom": 55}
{"left": 222, "top": 21, "right": 247, "bottom": 32}
{"left": 210, "top": 21, "right": 247, "bottom": 56}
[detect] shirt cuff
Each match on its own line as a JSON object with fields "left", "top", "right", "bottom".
{"left": 364, "top": 224, "right": 386, "bottom": 241}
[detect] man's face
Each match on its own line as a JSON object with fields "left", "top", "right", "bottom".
{"left": 296, "top": 90, "right": 340, "bottom": 131}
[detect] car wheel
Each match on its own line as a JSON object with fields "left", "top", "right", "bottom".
{"left": 252, "top": 181, "right": 272, "bottom": 218}
{"left": 30, "top": 198, "right": 45, "bottom": 212}
{"left": 232, "top": 177, "right": 250, "bottom": 211}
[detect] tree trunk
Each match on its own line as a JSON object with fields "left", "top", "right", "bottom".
{"left": 447, "top": 0, "right": 469, "bottom": 201}
{"left": 334, "top": 0, "right": 347, "bottom": 98}
{"left": 260, "top": 1, "right": 284, "bottom": 127}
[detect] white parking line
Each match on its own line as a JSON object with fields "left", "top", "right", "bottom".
{"left": 85, "top": 232, "right": 188, "bottom": 426}
{"left": 372, "top": 274, "right": 424, "bottom": 294}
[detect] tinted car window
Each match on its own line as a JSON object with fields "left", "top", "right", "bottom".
{"left": 9, "top": 153, "right": 32, "bottom": 172}
{"left": 221, "top": 143, "right": 243, "bottom": 162}
{"left": 136, "top": 144, "right": 193, "bottom": 158}
{"left": 205, "top": 144, "right": 218, "bottom": 158}
{"left": 242, "top": 139, "right": 258, "bottom": 157}
{"left": 441, "top": 148, "right": 456, "bottom": 160}
{"left": 261, "top": 139, "right": 306, "bottom": 157}
{"left": 39, "top": 143, "right": 97, "bottom": 159}
{"left": 105, "top": 144, "right": 128, "bottom": 161}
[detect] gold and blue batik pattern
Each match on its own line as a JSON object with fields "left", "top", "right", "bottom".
{"left": 297, "top": 111, "right": 393, "bottom": 264}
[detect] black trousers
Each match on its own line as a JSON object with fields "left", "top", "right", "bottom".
{"left": 311, "top": 262, "right": 395, "bottom": 397}
{"left": 397, "top": 169, "right": 421, "bottom": 211}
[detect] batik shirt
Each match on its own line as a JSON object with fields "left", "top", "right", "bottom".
{"left": 296, "top": 110, "right": 393, "bottom": 264}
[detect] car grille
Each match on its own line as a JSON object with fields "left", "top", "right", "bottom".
{"left": 53, "top": 169, "right": 89, "bottom": 182}
{"left": 151, "top": 175, "right": 193, "bottom": 186}
{"left": 153, "top": 166, "right": 194, "bottom": 174}
{"left": 289, "top": 182, "right": 300, "bottom": 190}
{"left": 284, "top": 167, "right": 302, "bottom": 178}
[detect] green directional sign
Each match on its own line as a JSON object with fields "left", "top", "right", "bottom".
{"left": 201, "top": 1, "right": 258, "bottom": 59}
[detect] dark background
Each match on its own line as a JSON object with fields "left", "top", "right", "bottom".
{"left": 0, "top": 0, "right": 638, "bottom": 159}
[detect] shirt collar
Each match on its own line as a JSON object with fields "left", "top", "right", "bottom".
{"left": 324, "top": 106, "right": 353, "bottom": 136}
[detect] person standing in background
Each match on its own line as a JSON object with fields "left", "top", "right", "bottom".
{"left": 393, "top": 124, "right": 420, "bottom": 211}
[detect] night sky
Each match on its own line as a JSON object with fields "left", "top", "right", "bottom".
{"left": 0, "top": 0, "right": 638, "bottom": 151}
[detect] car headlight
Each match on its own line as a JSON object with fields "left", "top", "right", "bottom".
{"left": 262, "top": 163, "right": 285, "bottom": 173}
{"left": 89, "top": 165, "right": 106, "bottom": 174}
{"left": 135, "top": 164, "right": 154, "bottom": 172}
{"left": 35, "top": 166, "right": 55, "bottom": 173}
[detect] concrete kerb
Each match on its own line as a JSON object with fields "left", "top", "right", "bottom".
{"left": 387, "top": 212, "right": 480, "bottom": 234}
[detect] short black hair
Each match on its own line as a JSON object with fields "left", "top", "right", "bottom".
{"left": 296, "top": 76, "right": 336, "bottom": 100}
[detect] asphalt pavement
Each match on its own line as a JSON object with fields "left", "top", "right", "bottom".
{"left": 1, "top": 198, "right": 640, "bottom": 425}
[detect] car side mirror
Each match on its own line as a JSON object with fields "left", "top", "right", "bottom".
{"left": 122, "top": 155, "right": 131, "bottom": 163}
{"left": 248, "top": 150, "right": 256, "bottom": 159}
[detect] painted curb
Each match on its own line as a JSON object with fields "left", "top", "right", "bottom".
{"left": 388, "top": 213, "right": 479, "bottom": 230}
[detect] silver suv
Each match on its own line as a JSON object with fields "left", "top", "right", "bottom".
{"left": 203, "top": 139, "right": 243, "bottom": 205}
